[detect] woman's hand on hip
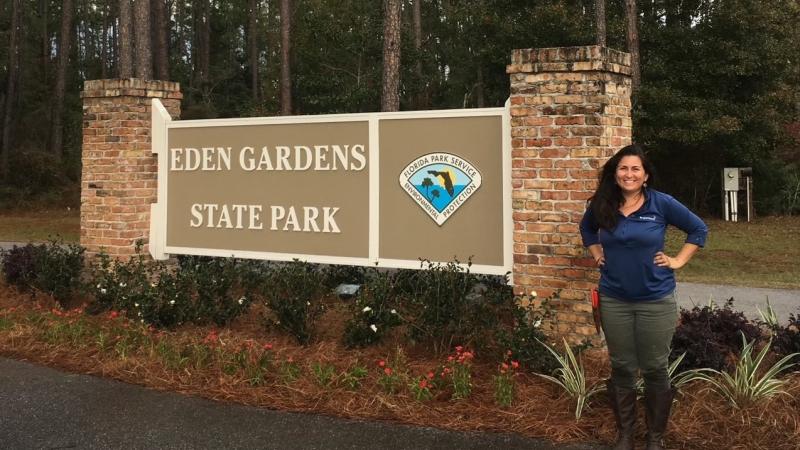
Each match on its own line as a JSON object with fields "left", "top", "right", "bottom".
{"left": 654, "top": 251, "right": 683, "bottom": 269}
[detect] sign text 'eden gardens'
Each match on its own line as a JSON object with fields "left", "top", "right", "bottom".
{"left": 170, "top": 144, "right": 366, "bottom": 233}
{"left": 150, "top": 99, "right": 511, "bottom": 275}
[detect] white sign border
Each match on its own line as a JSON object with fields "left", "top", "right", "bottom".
{"left": 150, "top": 99, "right": 513, "bottom": 278}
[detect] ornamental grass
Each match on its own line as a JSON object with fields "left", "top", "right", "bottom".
{"left": 1, "top": 283, "right": 798, "bottom": 450}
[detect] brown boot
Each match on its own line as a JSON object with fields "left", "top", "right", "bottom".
{"left": 606, "top": 379, "right": 637, "bottom": 450}
{"left": 644, "top": 385, "right": 675, "bottom": 450}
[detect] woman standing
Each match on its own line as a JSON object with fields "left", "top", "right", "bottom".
{"left": 579, "top": 145, "right": 707, "bottom": 450}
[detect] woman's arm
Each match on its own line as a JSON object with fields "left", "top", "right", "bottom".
{"left": 587, "top": 243, "right": 605, "bottom": 267}
{"left": 654, "top": 243, "right": 699, "bottom": 269}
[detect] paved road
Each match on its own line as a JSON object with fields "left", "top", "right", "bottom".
{"left": 675, "top": 282, "right": 798, "bottom": 323}
{"left": 0, "top": 358, "right": 601, "bottom": 450}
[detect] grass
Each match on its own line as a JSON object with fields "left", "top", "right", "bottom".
{"left": 665, "top": 216, "right": 800, "bottom": 289}
{"left": 0, "top": 209, "right": 79, "bottom": 243}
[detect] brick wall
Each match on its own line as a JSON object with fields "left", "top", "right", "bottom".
{"left": 507, "top": 46, "right": 632, "bottom": 341}
{"left": 80, "top": 79, "right": 182, "bottom": 259}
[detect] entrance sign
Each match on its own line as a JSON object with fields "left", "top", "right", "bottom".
{"left": 150, "top": 100, "right": 511, "bottom": 275}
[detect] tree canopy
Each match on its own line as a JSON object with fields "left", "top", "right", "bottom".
{"left": 0, "top": 0, "right": 797, "bottom": 214}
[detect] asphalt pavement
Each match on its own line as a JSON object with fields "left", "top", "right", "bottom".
{"left": 0, "top": 358, "right": 602, "bottom": 450}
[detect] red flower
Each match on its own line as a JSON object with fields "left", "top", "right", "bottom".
{"left": 511, "top": 361, "right": 520, "bottom": 369}
{"left": 426, "top": 372, "right": 435, "bottom": 380}
{"left": 384, "top": 367, "right": 393, "bottom": 376}
{"left": 501, "top": 363, "right": 509, "bottom": 370}
{"left": 419, "top": 379, "right": 428, "bottom": 389}
{"left": 263, "top": 343, "right": 273, "bottom": 350}
{"left": 109, "top": 311, "right": 119, "bottom": 319}
{"left": 378, "top": 360, "right": 386, "bottom": 367}
{"left": 455, "top": 345, "right": 464, "bottom": 353}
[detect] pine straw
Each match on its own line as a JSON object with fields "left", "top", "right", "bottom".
{"left": 1, "top": 286, "right": 798, "bottom": 449}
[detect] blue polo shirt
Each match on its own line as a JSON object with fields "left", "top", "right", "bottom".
{"left": 579, "top": 189, "right": 708, "bottom": 301}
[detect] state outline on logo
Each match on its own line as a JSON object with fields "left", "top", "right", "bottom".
{"left": 398, "top": 152, "right": 483, "bottom": 226}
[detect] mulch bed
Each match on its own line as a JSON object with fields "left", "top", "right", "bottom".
{"left": 1, "top": 283, "right": 798, "bottom": 450}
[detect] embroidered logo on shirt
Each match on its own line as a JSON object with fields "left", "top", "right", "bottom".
{"left": 638, "top": 215, "right": 656, "bottom": 221}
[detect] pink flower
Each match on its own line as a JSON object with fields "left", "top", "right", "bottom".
{"left": 455, "top": 345, "right": 464, "bottom": 353}
{"left": 378, "top": 360, "right": 386, "bottom": 367}
{"left": 384, "top": 367, "right": 393, "bottom": 376}
{"left": 427, "top": 372, "right": 435, "bottom": 380}
{"left": 263, "top": 343, "right": 273, "bottom": 350}
{"left": 511, "top": 361, "right": 520, "bottom": 369}
{"left": 501, "top": 363, "right": 509, "bottom": 370}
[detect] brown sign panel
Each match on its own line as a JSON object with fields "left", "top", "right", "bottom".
{"left": 150, "top": 101, "right": 511, "bottom": 274}
{"left": 380, "top": 116, "right": 504, "bottom": 266}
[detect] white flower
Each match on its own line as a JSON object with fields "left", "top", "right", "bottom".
{"left": 134, "top": 303, "right": 140, "bottom": 307}
{"left": 530, "top": 291, "right": 538, "bottom": 298}
{"left": 307, "top": 301, "right": 311, "bottom": 306}
{"left": 169, "top": 300, "right": 175, "bottom": 305}
{"left": 137, "top": 312, "right": 142, "bottom": 317}
{"left": 362, "top": 306, "right": 372, "bottom": 313}
{"left": 100, "top": 288, "right": 107, "bottom": 294}
{"left": 96, "top": 284, "right": 101, "bottom": 289}
{"left": 370, "top": 324, "right": 378, "bottom": 333}
{"left": 533, "top": 319, "right": 542, "bottom": 328}
{"left": 238, "top": 297, "right": 245, "bottom": 305}
{"left": 390, "top": 309, "right": 397, "bottom": 314}
{"left": 119, "top": 282, "right": 126, "bottom": 288}
{"left": 140, "top": 319, "right": 144, "bottom": 323}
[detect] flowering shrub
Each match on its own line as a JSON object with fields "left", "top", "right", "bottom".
{"left": 446, "top": 346, "right": 474, "bottom": 400}
{"left": 176, "top": 256, "right": 255, "bottom": 326}
{"left": 409, "top": 373, "right": 436, "bottom": 401}
{"left": 257, "top": 260, "right": 326, "bottom": 345}
{"left": 1, "top": 239, "right": 84, "bottom": 307}
{"left": 90, "top": 248, "right": 191, "bottom": 327}
{"left": 90, "top": 250, "right": 256, "bottom": 328}
{"left": 495, "top": 295, "right": 559, "bottom": 375}
{"left": 376, "top": 359, "right": 403, "bottom": 394}
{"left": 343, "top": 268, "right": 401, "bottom": 348}
{"left": 493, "top": 351, "right": 520, "bottom": 407}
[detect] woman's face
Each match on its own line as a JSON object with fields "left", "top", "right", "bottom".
{"left": 615, "top": 155, "right": 649, "bottom": 194}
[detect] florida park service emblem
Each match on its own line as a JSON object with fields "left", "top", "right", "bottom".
{"left": 399, "top": 152, "right": 482, "bottom": 226}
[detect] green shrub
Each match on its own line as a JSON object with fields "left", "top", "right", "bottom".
{"left": 1, "top": 239, "right": 84, "bottom": 307}
{"left": 177, "top": 256, "right": 255, "bottom": 326}
{"left": 90, "top": 249, "right": 190, "bottom": 327}
{"left": 343, "top": 268, "right": 402, "bottom": 348}
{"left": 399, "top": 259, "right": 514, "bottom": 354}
{"left": 258, "top": 260, "right": 326, "bottom": 345}
{"left": 90, "top": 249, "right": 254, "bottom": 327}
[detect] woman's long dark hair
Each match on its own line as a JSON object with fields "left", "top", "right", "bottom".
{"left": 590, "top": 145, "right": 656, "bottom": 230}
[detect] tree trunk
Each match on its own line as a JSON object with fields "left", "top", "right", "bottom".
{"left": 248, "top": 0, "right": 259, "bottom": 101}
{"left": 101, "top": 1, "right": 109, "bottom": 78}
{"left": 196, "top": 0, "right": 211, "bottom": 85}
{"left": 625, "top": 0, "right": 641, "bottom": 95}
{"left": 133, "top": 0, "right": 152, "bottom": 79}
{"left": 118, "top": 0, "right": 133, "bottom": 77}
{"left": 595, "top": 0, "right": 606, "bottom": 47}
{"left": 412, "top": 0, "right": 427, "bottom": 109}
{"left": 51, "top": 0, "right": 75, "bottom": 161}
{"left": 153, "top": 0, "right": 169, "bottom": 80}
{"left": 40, "top": 0, "right": 49, "bottom": 85}
{"left": 381, "top": 0, "right": 401, "bottom": 112}
{"left": 280, "top": 0, "right": 292, "bottom": 115}
{"left": 1, "top": 0, "right": 22, "bottom": 179}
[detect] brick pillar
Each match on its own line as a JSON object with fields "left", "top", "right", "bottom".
{"left": 80, "top": 79, "right": 182, "bottom": 259}
{"left": 507, "top": 46, "right": 632, "bottom": 341}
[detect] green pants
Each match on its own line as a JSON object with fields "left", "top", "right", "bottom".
{"left": 600, "top": 293, "right": 678, "bottom": 390}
